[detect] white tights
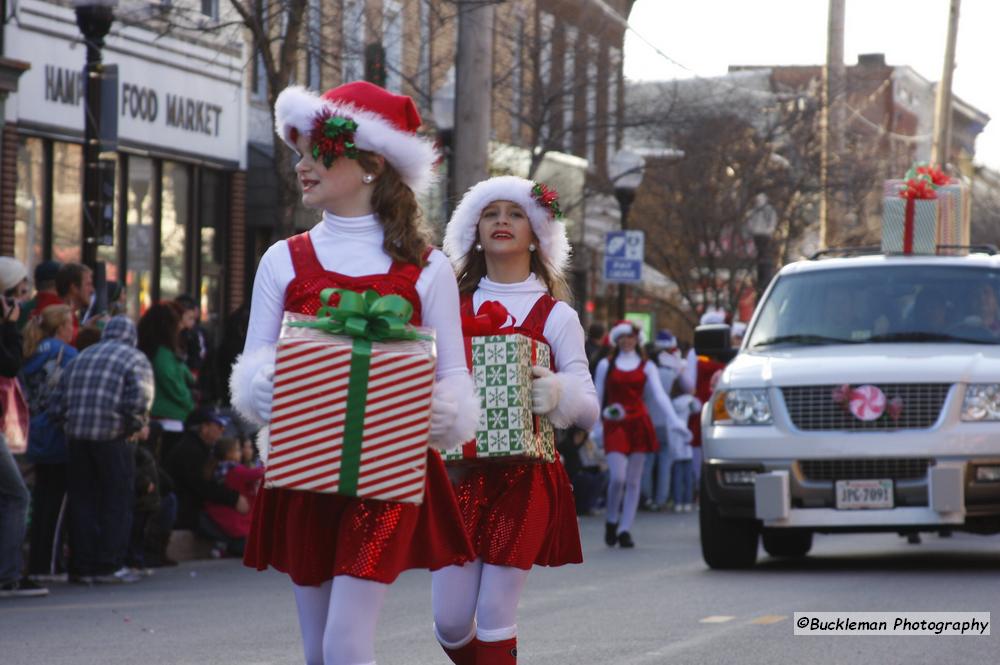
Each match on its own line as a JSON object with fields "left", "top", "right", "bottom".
{"left": 292, "top": 576, "right": 389, "bottom": 665}
{"left": 431, "top": 559, "right": 530, "bottom": 646}
{"left": 606, "top": 452, "right": 646, "bottom": 533}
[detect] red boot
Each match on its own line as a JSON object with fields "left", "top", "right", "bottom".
{"left": 441, "top": 638, "right": 478, "bottom": 665}
{"left": 477, "top": 637, "right": 517, "bottom": 664}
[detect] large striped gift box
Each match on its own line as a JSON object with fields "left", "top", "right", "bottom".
{"left": 265, "top": 312, "right": 437, "bottom": 504}
{"left": 442, "top": 333, "right": 555, "bottom": 464}
{"left": 883, "top": 178, "right": 970, "bottom": 251}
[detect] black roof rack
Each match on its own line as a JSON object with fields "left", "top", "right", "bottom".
{"left": 808, "top": 244, "right": 999, "bottom": 260}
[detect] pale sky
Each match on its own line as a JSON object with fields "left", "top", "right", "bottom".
{"left": 623, "top": 0, "right": 1000, "bottom": 170}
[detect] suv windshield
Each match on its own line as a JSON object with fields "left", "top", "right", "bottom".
{"left": 748, "top": 264, "right": 1000, "bottom": 349}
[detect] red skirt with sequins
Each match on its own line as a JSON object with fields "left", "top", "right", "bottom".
{"left": 604, "top": 414, "right": 658, "bottom": 455}
{"left": 451, "top": 460, "right": 582, "bottom": 569}
{"left": 244, "top": 449, "right": 475, "bottom": 586}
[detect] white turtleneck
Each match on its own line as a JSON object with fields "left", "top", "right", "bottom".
{"left": 472, "top": 274, "right": 599, "bottom": 430}
{"left": 594, "top": 351, "right": 688, "bottom": 430}
{"left": 244, "top": 211, "right": 467, "bottom": 380}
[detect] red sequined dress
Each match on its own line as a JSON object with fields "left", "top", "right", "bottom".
{"left": 448, "top": 293, "right": 583, "bottom": 569}
{"left": 243, "top": 232, "right": 476, "bottom": 586}
{"left": 602, "top": 359, "right": 658, "bottom": 455}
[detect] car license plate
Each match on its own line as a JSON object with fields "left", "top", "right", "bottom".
{"left": 835, "top": 479, "right": 894, "bottom": 510}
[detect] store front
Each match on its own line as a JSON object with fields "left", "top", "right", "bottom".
{"left": 4, "top": 0, "right": 247, "bottom": 326}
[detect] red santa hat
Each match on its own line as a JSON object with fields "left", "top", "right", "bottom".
{"left": 443, "top": 175, "right": 571, "bottom": 272}
{"left": 608, "top": 319, "right": 645, "bottom": 346}
{"left": 274, "top": 81, "right": 439, "bottom": 195}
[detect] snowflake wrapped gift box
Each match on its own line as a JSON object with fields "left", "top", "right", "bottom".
{"left": 442, "top": 333, "right": 556, "bottom": 464}
{"left": 264, "top": 290, "right": 437, "bottom": 504}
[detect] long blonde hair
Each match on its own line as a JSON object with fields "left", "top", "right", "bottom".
{"left": 23, "top": 304, "right": 72, "bottom": 358}
{"left": 455, "top": 243, "right": 573, "bottom": 303}
{"left": 356, "top": 151, "right": 432, "bottom": 267}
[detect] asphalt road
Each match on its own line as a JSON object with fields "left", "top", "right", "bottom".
{"left": 2, "top": 512, "right": 998, "bottom": 664}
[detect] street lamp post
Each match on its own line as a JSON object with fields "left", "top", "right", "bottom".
{"left": 73, "top": 0, "right": 118, "bottom": 272}
{"left": 608, "top": 149, "right": 645, "bottom": 321}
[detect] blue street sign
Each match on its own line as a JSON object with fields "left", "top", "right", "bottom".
{"left": 604, "top": 230, "right": 644, "bottom": 284}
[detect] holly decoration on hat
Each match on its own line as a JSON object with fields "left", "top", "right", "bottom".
{"left": 310, "top": 110, "right": 359, "bottom": 168}
{"left": 531, "top": 182, "right": 564, "bottom": 219}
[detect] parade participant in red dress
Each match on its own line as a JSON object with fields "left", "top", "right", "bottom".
{"left": 229, "top": 81, "right": 478, "bottom": 665}
{"left": 594, "top": 321, "right": 692, "bottom": 549}
{"left": 431, "top": 176, "right": 599, "bottom": 664}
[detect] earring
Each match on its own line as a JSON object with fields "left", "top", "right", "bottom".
{"left": 529, "top": 243, "right": 537, "bottom": 252}
{"left": 474, "top": 243, "right": 483, "bottom": 252}
{"left": 362, "top": 173, "right": 375, "bottom": 184}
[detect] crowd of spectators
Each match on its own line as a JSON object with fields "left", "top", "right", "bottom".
{"left": 0, "top": 257, "right": 257, "bottom": 598}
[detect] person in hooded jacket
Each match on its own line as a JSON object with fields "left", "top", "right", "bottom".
{"left": 49, "top": 316, "right": 154, "bottom": 584}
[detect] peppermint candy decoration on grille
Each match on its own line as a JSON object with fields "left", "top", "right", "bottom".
{"left": 848, "top": 384, "right": 886, "bottom": 421}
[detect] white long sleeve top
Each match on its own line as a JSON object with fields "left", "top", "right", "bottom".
{"left": 243, "top": 211, "right": 468, "bottom": 381}
{"left": 472, "top": 274, "right": 600, "bottom": 430}
{"left": 594, "top": 351, "right": 689, "bottom": 431}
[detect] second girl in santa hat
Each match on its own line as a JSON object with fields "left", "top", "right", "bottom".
{"left": 229, "top": 81, "right": 478, "bottom": 665}
{"left": 431, "top": 176, "right": 600, "bottom": 664}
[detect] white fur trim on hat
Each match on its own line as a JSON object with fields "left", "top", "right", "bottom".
{"left": 442, "top": 175, "right": 571, "bottom": 272}
{"left": 274, "top": 86, "right": 439, "bottom": 196}
{"left": 609, "top": 320, "right": 644, "bottom": 346}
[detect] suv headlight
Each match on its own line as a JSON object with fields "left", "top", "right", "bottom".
{"left": 712, "top": 389, "right": 773, "bottom": 425}
{"left": 962, "top": 384, "right": 1000, "bottom": 421}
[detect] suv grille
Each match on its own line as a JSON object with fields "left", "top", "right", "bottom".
{"left": 798, "top": 458, "right": 933, "bottom": 481}
{"left": 781, "top": 383, "right": 951, "bottom": 431}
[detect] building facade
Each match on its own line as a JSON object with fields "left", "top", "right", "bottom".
{"left": 2, "top": 0, "right": 249, "bottom": 330}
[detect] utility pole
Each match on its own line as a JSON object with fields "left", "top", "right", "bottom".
{"left": 452, "top": 0, "right": 494, "bottom": 198}
{"left": 819, "top": 0, "right": 845, "bottom": 250}
{"left": 931, "top": 0, "right": 961, "bottom": 169}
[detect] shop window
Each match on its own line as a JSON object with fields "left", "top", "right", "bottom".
{"left": 160, "top": 161, "right": 190, "bottom": 302}
{"left": 51, "top": 143, "right": 82, "bottom": 264}
{"left": 126, "top": 156, "right": 154, "bottom": 318}
{"left": 97, "top": 155, "right": 121, "bottom": 282}
{"left": 199, "top": 169, "right": 224, "bottom": 336}
{"left": 14, "top": 137, "right": 44, "bottom": 273}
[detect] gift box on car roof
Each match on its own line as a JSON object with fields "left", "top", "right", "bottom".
{"left": 442, "top": 333, "right": 556, "bottom": 464}
{"left": 882, "top": 164, "right": 970, "bottom": 255}
{"left": 265, "top": 290, "right": 436, "bottom": 504}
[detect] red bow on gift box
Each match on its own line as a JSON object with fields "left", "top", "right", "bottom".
{"left": 462, "top": 300, "right": 517, "bottom": 335}
{"left": 913, "top": 164, "right": 952, "bottom": 187}
{"left": 898, "top": 176, "right": 938, "bottom": 201}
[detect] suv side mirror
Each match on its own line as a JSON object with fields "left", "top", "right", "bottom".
{"left": 694, "top": 324, "right": 737, "bottom": 363}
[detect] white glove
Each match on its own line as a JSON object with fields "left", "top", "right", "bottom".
{"left": 429, "top": 394, "right": 459, "bottom": 442}
{"left": 530, "top": 366, "right": 563, "bottom": 416}
{"left": 671, "top": 425, "right": 693, "bottom": 445}
{"left": 591, "top": 420, "right": 604, "bottom": 447}
{"left": 250, "top": 363, "right": 276, "bottom": 423}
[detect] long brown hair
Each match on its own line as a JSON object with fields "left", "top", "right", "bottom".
{"left": 454, "top": 230, "right": 573, "bottom": 303}
{"left": 23, "top": 304, "right": 72, "bottom": 358}
{"left": 357, "top": 151, "right": 432, "bottom": 267}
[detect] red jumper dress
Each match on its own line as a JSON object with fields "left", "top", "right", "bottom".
{"left": 449, "top": 293, "right": 583, "bottom": 569}
{"left": 243, "top": 232, "right": 476, "bottom": 586}
{"left": 602, "top": 359, "right": 658, "bottom": 455}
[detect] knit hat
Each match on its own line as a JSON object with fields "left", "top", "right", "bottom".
{"left": 443, "top": 175, "right": 571, "bottom": 272}
{"left": 33, "top": 260, "right": 61, "bottom": 285}
{"left": 653, "top": 329, "right": 677, "bottom": 350}
{"left": 274, "top": 81, "right": 438, "bottom": 195}
{"left": 608, "top": 320, "right": 644, "bottom": 346}
{"left": 0, "top": 257, "right": 28, "bottom": 294}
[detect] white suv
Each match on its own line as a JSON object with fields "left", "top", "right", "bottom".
{"left": 699, "top": 250, "right": 1000, "bottom": 568}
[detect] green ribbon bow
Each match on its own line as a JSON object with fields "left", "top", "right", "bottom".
{"left": 289, "top": 288, "right": 430, "bottom": 342}
{"left": 286, "top": 289, "right": 429, "bottom": 496}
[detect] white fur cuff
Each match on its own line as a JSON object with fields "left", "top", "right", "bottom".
{"left": 230, "top": 345, "right": 276, "bottom": 428}
{"left": 255, "top": 426, "right": 270, "bottom": 466}
{"left": 428, "top": 372, "right": 481, "bottom": 451}
{"left": 548, "top": 372, "right": 600, "bottom": 430}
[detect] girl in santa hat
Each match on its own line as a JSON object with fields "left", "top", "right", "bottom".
{"left": 431, "top": 176, "right": 600, "bottom": 665}
{"left": 595, "top": 320, "right": 692, "bottom": 548}
{"left": 228, "top": 81, "right": 478, "bottom": 665}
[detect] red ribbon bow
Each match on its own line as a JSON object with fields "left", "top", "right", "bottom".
{"left": 898, "top": 176, "right": 938, "bottom": 200}
{"left": 914, "top": 165, "right": 951, "bottom": 187}
{"left": 462, "top": 300, "right": 516, "bottom": 336}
